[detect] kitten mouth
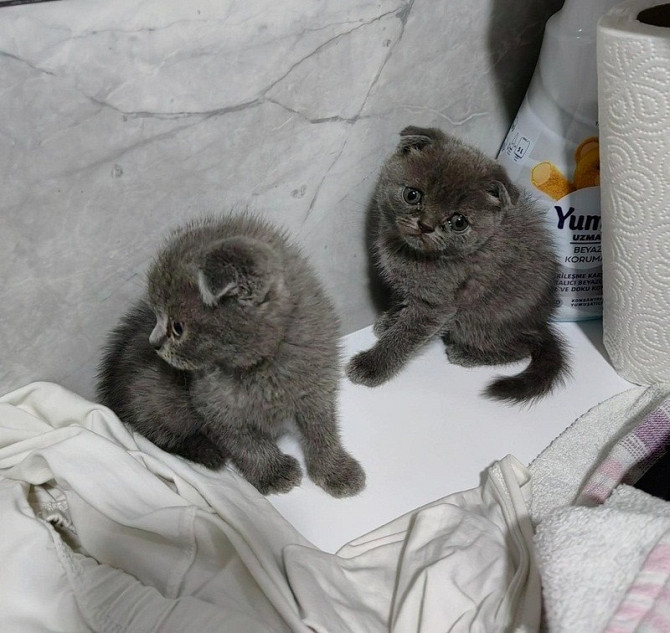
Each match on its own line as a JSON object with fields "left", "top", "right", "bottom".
{"left": 404, "top": 233, "right": 438, "bottom": 252}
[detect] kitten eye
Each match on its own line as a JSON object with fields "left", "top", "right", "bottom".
{"left": 402, "top": 187, "right": 423, "bottom": 205}
{"left": 170, "top": 321, "right": 184, "bottom": 338}
{"left": 448, "top": 213, "right": 469, "bottom": 232}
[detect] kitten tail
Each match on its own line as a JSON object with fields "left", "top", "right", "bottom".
{"left": 484, "top": 325, "right": 570, "bottom": 404}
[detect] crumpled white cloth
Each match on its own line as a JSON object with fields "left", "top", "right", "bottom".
{"left": 0, "top": 382, "right": 539, "bottom": 633}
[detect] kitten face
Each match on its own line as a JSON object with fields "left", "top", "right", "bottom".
{"left": 146, "top": 234, "right": 291, "bottom": 371}
{"left": 390, "top": 182, "right": 485, "bottom": 255}
{"left": 147, "top": 285, "right": 206, "bottom": 370}
{"left": 377, "top": 131, "right": 517, "bottom": 257}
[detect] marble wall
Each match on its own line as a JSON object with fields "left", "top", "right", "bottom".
{"left": 0, "top": 0, "right": 562, "bottom": 398}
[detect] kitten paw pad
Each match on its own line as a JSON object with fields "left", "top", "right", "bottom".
{"left": 309, "top": 454, "right": 366, "bottom": 498}
{"left": 346, "top": 351, "right": 389, "bottom": 387}
{"left": 254, "top": 455, "right": 303, "bottom": 495}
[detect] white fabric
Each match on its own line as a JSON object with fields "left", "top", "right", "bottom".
{"left": 0, "top": 382, "right": 539, "bottom": 633}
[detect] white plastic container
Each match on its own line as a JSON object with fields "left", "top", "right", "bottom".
{"left": 497, "top": 0, "right": 621, "bottom": 321}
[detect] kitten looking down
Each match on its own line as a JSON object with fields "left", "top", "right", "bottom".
{"left": 347, "top": 126, "right": 569, "bottom": 403}
{"left": 97, "top": 212, "right": 365, "bottom": 497}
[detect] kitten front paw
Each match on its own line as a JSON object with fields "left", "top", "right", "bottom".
{"left": 253, "top": 454, "right": 303, "bottom": 496}
{"left": 346, "top": 349, "right": 392, "bottom": 387}
{"left": 309, "top": 453, "right": 366, "bottom": 498}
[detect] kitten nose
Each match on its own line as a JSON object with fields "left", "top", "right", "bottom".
{"left": 150, "top": 339, "right": 163, "bottom": 351}
{"left": 417, "top": 220, "right": 434, "bottom": 234}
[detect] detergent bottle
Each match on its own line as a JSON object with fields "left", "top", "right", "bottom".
{"left": 497, "top": 0, "right": 621, "bottom": 321}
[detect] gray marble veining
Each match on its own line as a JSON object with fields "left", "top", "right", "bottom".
{"left": 0, "top": 0, "right": 562, "bottom": 398}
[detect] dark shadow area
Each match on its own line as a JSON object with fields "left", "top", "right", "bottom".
{"left": 487, "top": 0, "right": 564, "bottom": 125}
{"left": 638, "top": 3, "right": 670, "bottom": 26}
{"left": 635, "top": 445, "right": 670, "bottom": 501}
{"left": 364, "top": 194, "right": 393, "bottom": 315}
{"left": 0, "top": 0, "right": 61, "bottom": 6}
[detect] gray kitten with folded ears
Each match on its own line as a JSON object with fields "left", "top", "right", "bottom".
{"left": 97, "top": 212, "right": 365, "bottom": 497}
{"left": 346, "top": 126, "right": 570, "bottom": 403}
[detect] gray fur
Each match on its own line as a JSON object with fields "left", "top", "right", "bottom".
{"left": 97, "top": 212, "right": 365, "bottom": 496}
{"left": 346, "top": 126, "right": 570, "bottom": 403}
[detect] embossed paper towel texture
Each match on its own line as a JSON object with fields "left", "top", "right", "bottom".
{"left": 598, "top": 1, "right": 670, "bottom": 384}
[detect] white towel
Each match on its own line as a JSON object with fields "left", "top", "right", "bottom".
{"left": 529, "top": 383, "right": 670, "bottom": 522}
{"left": 531, "top": 382, "right": 670, "bottom": 633}
{"left": 535, "top": 502, "right": 670, "bottom": 632}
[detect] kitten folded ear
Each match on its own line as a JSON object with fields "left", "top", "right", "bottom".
{"left": 486, "top": 177, "right": 520, "bottom": 210}
{"left": 397, "top": 126, "right": 446, "bottom": 153}
{"left": 197, "top": 236, "right": 282, "bottom": 307}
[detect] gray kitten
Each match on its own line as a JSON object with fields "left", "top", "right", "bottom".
{"left": 97, "top": 212, "right": 365, "bottom": 497}
{"left": 347, "top": 126, "right": 569, "bottom": 403}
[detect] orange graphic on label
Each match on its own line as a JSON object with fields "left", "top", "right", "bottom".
{"left": 572, "top": 136, "right": 600, "bottom": 189}
{"left": 530, "top": 136, "right": 600, "bottom": 200}
{"left": 531, "top": 162, "right": 574, "bottom": 200}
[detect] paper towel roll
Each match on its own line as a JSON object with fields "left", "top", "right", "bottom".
{"left": 598, "top": 1, "right": 670, "bottom": 384}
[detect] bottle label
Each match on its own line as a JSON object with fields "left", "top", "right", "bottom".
{"left": 551, "top": 187, "right": 602, "bottom": 320}
{"left": 498, "top": 112, "right": 602, "bottom": 321}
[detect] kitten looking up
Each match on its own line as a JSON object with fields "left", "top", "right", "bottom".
{"left": 346, "top": 126, "right": 569, "bottom": 403}
{"left": 97, "top": 212, "right": 365, "bottom": 497}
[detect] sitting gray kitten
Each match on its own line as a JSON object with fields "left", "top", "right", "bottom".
{"left": 347, "top": 126, "right": 569, "bottom": 403}
{"left": 97, "top": 212, "right": 365, "bottom": 497}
